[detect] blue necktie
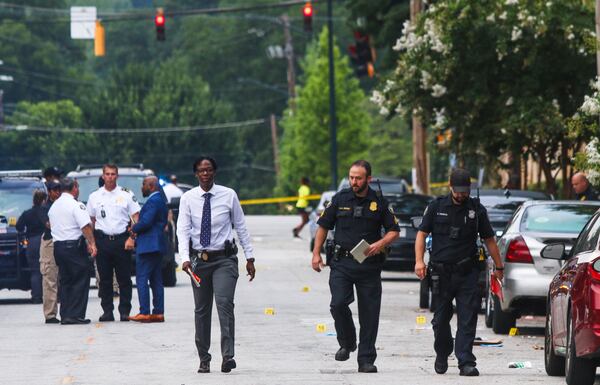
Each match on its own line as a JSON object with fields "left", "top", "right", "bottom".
{"left": 200, "top": 193, "right": 212, "bottom": 248}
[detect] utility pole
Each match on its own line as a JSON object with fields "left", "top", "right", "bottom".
{"left": 596, "top": 0, "right": 600, "bottom": 78}
{"left": 281, "top": 15, "right": 296, "bottom": 112}
{"left": 410, "top": 0, "right": 429, "bottom": 194}
{"left": 0, "top": 90, "right": 3, "bottom": 131}
{"left": 270, "top": 114, "right": 281, "bottom": 176}
{"left": 327, "top": 0, "right": 338, "bottom": 190}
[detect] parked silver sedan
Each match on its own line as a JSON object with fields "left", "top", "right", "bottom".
{"left": 489, "top": 200, "right": 600, "bottom": 334}
{"left": 308, "top": 191, "right": 336, "bottom": 251}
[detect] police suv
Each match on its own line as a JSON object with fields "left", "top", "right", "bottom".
{"left": 67, "top": 164, "right": 178, "bottom": 287}
{"left": 0, "top": 170, "right": 46, "bottom": 292}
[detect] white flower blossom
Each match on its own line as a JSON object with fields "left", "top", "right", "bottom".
{"left": 580, "top": 95, "right": 600, "bottom": 116}
{"left": 590, "top": 77, "right": 600, "bottom": 92}
{"left": 511, "top": 27, "right": 523, "bottom": 41}
{"left": 588, "top": 169, "right": 600, "bottom": 186}
{"left": 395, "top": 103, "right": 404, "bottom": 114}
{"left": 552, "top": 99, "right": 560, "bottom": 110}
{"left": 384, "top": 80, "right": 395, "bottom": 93}
{"left": 379, "top": 106, "right": 390, "bottom": 116}
{"left": 506, "top": 0, "right": 518, "bottom": 5}
{"left": 506, "top": 97, "right": 514, "bottom": 106}
{"left": 431, "top": 84, "right": 447, "bottom": 97}
{"left": 486, "top": 14, "right": 495, "bottom": 22}
{"left": 500, "top": 128, "right": 507, "bottom": 135}
{"left": 499, "top": 11, "right": 507, "bottom": 20}
{"left": 433, "top": 107, "right": 447, "bottom": 130}
{"left": 370, "top": 90, "right": 384, "bottom": 106}
{"left": 545, "top": 1, "right": 552, "bottom": 7}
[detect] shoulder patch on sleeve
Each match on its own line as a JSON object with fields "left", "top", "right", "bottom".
{"left": 121, "top": 187, "right": 131, "bottom": 193}
{"left": 132, "top": 195, "right": 138, "bottom": 202}
{"left": 80, "top": 204, "right": 86, "bottom": 210}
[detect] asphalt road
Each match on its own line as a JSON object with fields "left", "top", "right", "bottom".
{"left": 0, "top": 216, "right": 591, "bottom": 384}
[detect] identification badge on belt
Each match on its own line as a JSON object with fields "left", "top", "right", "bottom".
{"left": 201, "top": 251, "right": 209, "bottom": 261}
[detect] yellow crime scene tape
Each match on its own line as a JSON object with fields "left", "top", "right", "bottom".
{"left": 240, "top": 194, "right": 322, "bottom": 206}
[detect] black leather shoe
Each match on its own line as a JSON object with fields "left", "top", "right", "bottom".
{"left": 61, "top": 318, "right": 91, "bottom": 325}
{"left": 459, "top": 365, "right": 479, "bottom": 376}
{"left": 334, "top": 345, "right": 357, "bottom": 361}
{"left": 221, "top": 357, "right": 237, "bottom": 373}
{"left": 45, "top": 317, "right": 60, "bottom": 324}
{"left": 434, "top": 356, "right": 448, "bottom": 374}
{"left": 358, "top": 363, "right": 378, "bottom": 373}
{"left": 197, "top": 361, "right": 210, "bottom": 373}
{"left": 120, "top": 314, "right": 130, "bottom": 322}
{"left": 99, "top": 312, "right": 115, "bottom": 322}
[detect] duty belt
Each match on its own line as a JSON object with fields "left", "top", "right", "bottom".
{"left": 191, "top": 248, "right": 231, "bottom": 262}
{"left": 429, "top": 256, "right": 476, "bottom": 273}
{"left": 95, "top": 230, "right": 128, "bottom": 241}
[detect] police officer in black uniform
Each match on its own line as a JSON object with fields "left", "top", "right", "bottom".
{"left": 414, "top": 168, "right": 504, "bottom": 376}
{"left": 312, "top": 160, "right": 399, "bottom": 373}
{"left": 572, "top": 172, "right": 599, "bottom": 201}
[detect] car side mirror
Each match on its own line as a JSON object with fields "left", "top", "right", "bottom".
{"left": 540, "top": 243, "right": 565, "bottom": 260}
{"left": 411, "top": 216, "right": 422, "bottom": 229}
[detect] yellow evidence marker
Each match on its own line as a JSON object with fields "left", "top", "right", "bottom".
{"left": 509, "top": 327, "right": 519, "bottom": 336}
{"left": 302, "top": 286, "right": 310, "bottom": 292}
{"left": 264, "top": 307, "right": 275, "bottom": 315}
{"left": 416, "top": 315, "right": 427, "bottom": 325}
{"left": 316, "top": 323, "right": 327, "bottom": 333}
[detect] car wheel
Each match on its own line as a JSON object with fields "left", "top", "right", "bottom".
{"left": 419, "top": 278, "right": 430, "bottom": 309}
{"left": 544, "top": 304, "right": 565, "bottom": 376}
{"left": 565, "top": 312, "right": 596, "bottom": 385}
{"left": 484, "top": 286, "right": 493, "bottom": 328}
{"left": 492, "top": 295, "right": 516, "bottom": 334}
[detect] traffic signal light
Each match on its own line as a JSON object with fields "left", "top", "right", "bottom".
{"left": 303, "top": 2, "right": 313, "bottom": 32}
{"left": 155, "top": 8, "right": 165, "bottom": 41}
{"left": 94, "top": 20, "right": 105, "bottom": 57}
{"left": 348, "top": 31, "right": 375, "bottom": 78}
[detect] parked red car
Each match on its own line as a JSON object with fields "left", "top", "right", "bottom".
{"left": 542, "top": 210, "right": 600, "bottom": 385}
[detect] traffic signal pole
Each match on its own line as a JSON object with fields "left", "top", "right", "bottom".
{"left": 327, "top": 0, "right": 338, "bottom": 190}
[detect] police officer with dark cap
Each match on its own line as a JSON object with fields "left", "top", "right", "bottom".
{"left": 312, "top": 160, "right": 399, "bottom": 373}
{"left": 414, "top": 168, "right": 504, "bottom": 376}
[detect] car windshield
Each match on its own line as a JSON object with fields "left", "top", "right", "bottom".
{"left": 479, "top": 196, "right": 529, "bottom": 211}
{"left": 0, "top": 186, "right": 37, "bottom": 220}
{"left": 76, "top": 175, "right": 146, "bottom": 204}
{"left": 388, "top": 195, "right": 432, "bottom": 216}
{"left": 521, "top": 204, "right": 600, "bottom": 233}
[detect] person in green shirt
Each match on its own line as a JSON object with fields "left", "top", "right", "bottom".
{"left": 293, "top": 177, "right": 311, "bottom": 238}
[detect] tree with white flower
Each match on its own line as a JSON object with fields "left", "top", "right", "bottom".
{"left": 373, "top": 0, "right": 596, "bottom": 195}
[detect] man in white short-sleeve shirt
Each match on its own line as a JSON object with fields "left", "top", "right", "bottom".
{"left": 87, "top": 164, "right": 141, "bottom": 322}
{"left": 48, "top": 178, "right": 97, "bottom": 325}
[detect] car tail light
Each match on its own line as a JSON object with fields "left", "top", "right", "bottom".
{"left": 505, "top": 236, "right": 533, "bottom": 263}
{"left": 588, "top": 258, "right": 600, "bottom": 281}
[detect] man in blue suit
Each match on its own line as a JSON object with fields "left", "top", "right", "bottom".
{"left": 129, "top": 176, "right": 168, "bottom": 323}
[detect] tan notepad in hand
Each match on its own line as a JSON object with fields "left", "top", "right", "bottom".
{"left": 350, "top": 239, "right": 370, "bottom": 263}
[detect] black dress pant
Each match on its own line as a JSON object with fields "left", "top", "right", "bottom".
{"left": 25, "top": 234, "right": 43, "bottom": 301}
{"left": 95, "top": 234, "right": 132, "bottom": 316}
{"left": 431, "top": 267, "right": 480, "bottom": 369}
{"left": 53, "top": 239, "right": 91, "bottom": 320}
{"left": 329, "top": 257, "right": 382, "bottom": 365}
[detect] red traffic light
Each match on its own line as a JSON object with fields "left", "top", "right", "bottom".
{"left": 155, "top": 14, "right": 165, "bottom": 27}
{"left": 303, "top": 3, "right": 313, "bottom": 17}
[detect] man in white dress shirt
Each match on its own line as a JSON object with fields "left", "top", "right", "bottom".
{"left": 87, "top": 164, "right": 141, "bottom": 322}
{"left": 48, "top": 178, "right": 97, "bottom": 325}
{"left": 177, "top": 156, "right": 256, "bottom": 374}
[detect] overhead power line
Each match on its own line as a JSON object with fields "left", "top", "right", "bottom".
{"left": 3, "top": 118, "right": 267, "bottom": 134}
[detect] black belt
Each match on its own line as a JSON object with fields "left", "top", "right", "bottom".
{"left": 429, "top": 256, "right": 476, "bottom": 273}
{"left": 191, "top": 248, "right": 231, "bottom": 262}
{"left": 95, "top": 230, "right": 128, "bottom": 241}
{"left": 54, "top": 238, "right": 83, "bottom": 247}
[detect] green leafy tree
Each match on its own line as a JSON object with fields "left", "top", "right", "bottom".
{"left": 277, "top": 27, "right": 370, "bottom": 195}
{"left": 373, "top": 0, "right": 596, "bottom": 195}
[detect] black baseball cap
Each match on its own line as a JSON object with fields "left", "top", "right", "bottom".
{"left": 449, "top": 168, "right": 471, "bottom": 193}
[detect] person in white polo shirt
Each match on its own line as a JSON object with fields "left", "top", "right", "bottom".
{"left": 48, "top": 177, "right": 97, "bottom": 325}
{"left": 87, "top": 164, "right": 140, "bottom": 322}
